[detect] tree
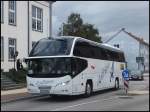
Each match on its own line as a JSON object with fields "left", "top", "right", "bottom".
{"left": 58, "top": 13, "right": 102, "bottom": 43}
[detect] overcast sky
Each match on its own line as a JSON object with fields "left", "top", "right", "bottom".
{"left": 52, "top": 1, "right": 149, "bottom": 43}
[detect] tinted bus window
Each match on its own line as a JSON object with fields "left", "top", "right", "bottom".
{"left": 71, "top": 58, "right": 88, "bottom": 77}
{"left": 105, "top": 49, "right": 112, "bottom": 61}
{"left": 99, "top": 47, "right": 107, "bottom": 60}
{"left": 73, "top": 40, "right": 125, "bottom": 62}
{"left": 111, "top": 51, "right": 119, "bottom": 61}
{"left": 27, "top": 58, "right": 72, "bottom": 78}
{"left": 119, "top": 52, "right": 125, "bottom": 62}
{"left": 29, "top": 38, "right": 74, "bottom": 56}
{"left": 73, "top": 41, "right": 92, "bottom": 58}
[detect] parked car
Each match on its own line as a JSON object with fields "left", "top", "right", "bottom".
{"left": 129, "top": 70, "right": 144, "bottom": 80}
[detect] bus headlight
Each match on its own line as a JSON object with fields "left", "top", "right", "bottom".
{"left": 29, "top": 83, "right": 34, "bottom": 87}
{"left": 62, "top": 81, "right": 69, "bottom": 86}
{"left": 56, "top": 80, "right": 70, "bottom": 86}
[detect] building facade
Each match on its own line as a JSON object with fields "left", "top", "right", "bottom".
{"left": 1, "top": 1, "right": 53, "bottom": 71}
{"left": 106, "top": 31, "right": 149, "bottom": 73}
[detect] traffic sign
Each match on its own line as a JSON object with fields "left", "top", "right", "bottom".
{"left": 122, "top": 69, "right": 129, "bottom": 81}
{"left": 122, "top": 69, "right": 129, "bottom": 94}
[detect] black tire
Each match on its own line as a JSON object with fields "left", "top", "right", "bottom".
{"left": 114, "top": 79, "right": 119, "bottom": 90}
{"left": 141, "top": 76, "right": 144, "bottom": 80}
{"left": 84, "top": 82, "right": 92, "bottom": 97}
{"left": 50, "top": 95, "right": 58, "bottom": 98}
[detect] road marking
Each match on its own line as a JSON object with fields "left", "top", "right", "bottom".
{"left": 128, "top": 90, "right": 149, "bottom": 95}
{"left": 51, "top": 96, "right": 118, "bottom": 111}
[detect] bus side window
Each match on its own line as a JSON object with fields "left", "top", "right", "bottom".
{"left": 100, "top": 48, "right": 108, "bottom": 60}
{"left": 74, "top": 47, "right": 81, "bottom": 56}
{"left": 71, "top": 58, "right": 88, "bottom": 76}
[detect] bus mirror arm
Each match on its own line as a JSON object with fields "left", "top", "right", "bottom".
{"left": 72, "top": 71, "right": 76, "bottom": 76}
{"left": 23, "top": 58, "right": 28, "bottom": 64}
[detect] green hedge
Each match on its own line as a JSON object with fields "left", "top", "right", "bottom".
{"left": 3, "top": 68, "right": 27, "bottom": 84}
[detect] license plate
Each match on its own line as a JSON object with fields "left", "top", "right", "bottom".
{"left": 39, "top": 86, "right": 51, "bottom": 94}
{"left": 40, "top": 89, "right": 50, "bottom": 94}
{"left": 39, "top": 86, "right": 51, "bottom": 89}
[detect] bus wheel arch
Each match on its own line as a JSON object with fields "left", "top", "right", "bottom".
{"left": 84, "top": 79, "right": 93, "bottom": 97}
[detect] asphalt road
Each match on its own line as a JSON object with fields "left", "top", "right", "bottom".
{"left": 1, "top": 76, "right": 149, "bottom": 111}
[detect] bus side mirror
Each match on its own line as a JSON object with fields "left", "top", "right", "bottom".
{"left": 23, "top": 58, "right": 28, "bottom": 64}
{"left": 72, "top": 71, "right": 76, "bottom": 76}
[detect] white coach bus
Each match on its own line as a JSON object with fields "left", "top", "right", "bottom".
{"left": 25, "top": 36, "right": 126, "bottom": 97}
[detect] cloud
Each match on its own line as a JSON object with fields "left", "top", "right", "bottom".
{"left": 52, "top": 1, "right": 149, "bottom": 42}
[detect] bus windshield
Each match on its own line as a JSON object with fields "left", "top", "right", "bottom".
{"left": 26, "top": 57, "right": 88, "bottom": 78}
{"left": 29, "top": 38, "right": 74, "bottom": 56}
{"left": 27, "top": 58, "right": 72, "bottom": 78}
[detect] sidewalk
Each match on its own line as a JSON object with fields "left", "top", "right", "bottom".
{"left": 1, "top": 88, "right": 27, "bottom": 96}
{"left": 1, "top": 88, "right": 46, "bottom": 103}
{"left": 1, "top": 88, "right": 37, "bottom": 103}
{"left": 1, "top": 88, "right": 26, "bottom": 103}
{"left": 143, "top": 72, "right": 149, "bottom": 77}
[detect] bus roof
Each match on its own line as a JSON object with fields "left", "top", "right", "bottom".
{"left": 53, "top": 36, "right": 123, "bottom": 53}
{"left": 58, "top": 36, "right": 123, "bottom": 53}
{"left": 26, "top": 36, "right": 124, "bottom": 59}
{"left": 36, "top": 36, "right": 123, "bottom": 53}
{"left": 101, "top": 43, "right": 122, "bottom": 52}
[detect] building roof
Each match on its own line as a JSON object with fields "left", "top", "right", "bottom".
{"left": 123, "top": 30, "right": 149, "bottom": 47}
{"left": 46, "top": 1, "right": 56, "bottom": 3}
{"left": 105, "top": 28, "right": 149, "bottom": 47}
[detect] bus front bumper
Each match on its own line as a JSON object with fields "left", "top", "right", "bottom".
{"left": 27, "top": 84, "right": 73, "bottom": 95}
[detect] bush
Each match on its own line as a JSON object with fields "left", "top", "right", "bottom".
{"left": 3, "top": 68, "right": 27, "bottom": 84}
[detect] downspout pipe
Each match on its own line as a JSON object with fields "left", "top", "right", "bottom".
{"left": 49, "top": 1, "right": 56, "bottom": 38}
{"left": 49, "top": 2, "right": 52, "bottom": 38}
{"left": 27, "top": 1, "right": 30, "bottom": 56}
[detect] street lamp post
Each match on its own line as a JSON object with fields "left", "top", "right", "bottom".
{"left": 11, "top": 50, "right": 18, "bottom": 76}
{"left": 13, "top": 51, "right": 18, "bottom": 71}
{"left": 61, "top": 23, "right": 64, "bottom": 36}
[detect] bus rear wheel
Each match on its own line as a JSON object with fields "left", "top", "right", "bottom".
{"left": 84, "top": 82, "right": 92, "bottom": 97}
{"left": 114, "top": 79, "right": 119, "bottom": 90}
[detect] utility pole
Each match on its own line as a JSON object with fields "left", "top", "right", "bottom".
{"left": 27, "top": 1, "right": 30, "bottom": 56}
{"left": 61, "top": 23, "right": 64, "bottom": 36}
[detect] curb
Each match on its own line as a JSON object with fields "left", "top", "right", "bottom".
{"left": 128, "top": 90, "right": 149, "bottom": 95}
{"left": 1, "top": 88, "right": 27, "bottom": 96}
{"left": 144, "top": 75, "right": 149, "bottom": 77}
{"left": 1, "top": 94, "right": 46, "bottom": 104}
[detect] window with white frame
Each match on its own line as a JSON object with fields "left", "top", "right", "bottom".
{"left": 8, "top": 38, "right": 16, "bottom": 60}
{"left": 8, "top": 1, "right": 16, "bottom": 25}
{"left": 1, "top": 37, "right": 4, "bottom": 61}
{"left": 1, "top": 1, "right": 4, "bottom": 23}
{"left": 32, "top": 5, "right": 43, "bottom": 32}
